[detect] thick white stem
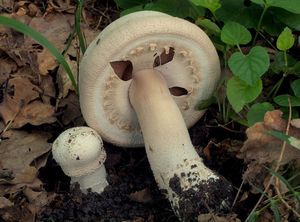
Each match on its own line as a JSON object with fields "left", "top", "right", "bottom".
{"left": 71, "top": 166, "right": 108, "bottom": 194}
{"left": 129, "top": 69, "right": 233, "bottom": 220}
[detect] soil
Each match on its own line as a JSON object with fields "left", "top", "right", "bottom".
{"left": 36, "top": 108, "right": 252, "bottom": 222}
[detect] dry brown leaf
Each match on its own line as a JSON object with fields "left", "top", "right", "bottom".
{"left": 24, "top": 13, "right": 74, "bottom": 75}
{"left": 56, "top": 27, "right": 96, "bottom": 98}
{"left": 0, "top": 197, "right": 13, "bottom": 209}
{"left": 23, "top": 187, "right": 56, "bottom": 215}
{"left": 198, "top": 213, "right": 241, "bottom": 222}
{"left": 0, "top": 129, "right": 51, "bottom": 187}
{"left": 57, "top": 54, "right": 77, "bottom": 98}
{"left": 47, "top": 0, "right": 76, "bottom": 14}
{"left": 58, "top": 92, "right": 82, "bottom": 125}
{"left": 129, "top": 188, "right": 153, "bottom": 203}
{"left": 0, "top": 76, "right": 56, "bottom": 128}
{"left": 0, "top": 57, "right": 17, "bottom": 85}
{"left": 0, "top": 76, "right": 39, "bottom": 123}
{"left": 238, "top": 110, "right": 300, "bottom": 186}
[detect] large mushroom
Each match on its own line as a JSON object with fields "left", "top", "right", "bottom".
{"left": 79, "top": 11, "right": 233, "bottom": 220}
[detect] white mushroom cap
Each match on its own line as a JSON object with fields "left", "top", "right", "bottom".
{"left": 52, "top": 126, "right": 106, "bottom": 177}
{"left": 79, "top": 11, "right": 220, "bottom": 147}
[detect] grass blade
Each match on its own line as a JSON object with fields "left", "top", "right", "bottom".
{"left": 0, "top": 15, "right": 78, "bottom": 94}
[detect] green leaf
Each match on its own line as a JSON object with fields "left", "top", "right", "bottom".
{"left": 252, "top": 0, "right": 300, "bottom": 14}
{"left": 120, "top": 5, "right": 144, "bottom": 16}
{"left": 226, "top": 77, "right": 262, "bottom": 112}
{"left": 216, "top": 0, "right": 260, "bottom": 28}
{"left": 195, "top": 18, "right": 220, "bottom": 35}
{"left": 274, "top": 94, "right": 300, "bottom": 106}
{"left": 196, "top": 96, "right": 216, "bottom": 110}
{"left": 273, "top": 8, "right": 300, "bottom": 31}
{"left": 268, "top": 0, "right": 300, "bottom": 14}
{"left": 114, "top": 0, "right": 148, "bottom": 8}
{"left": 291, "top": 61, "right": 300, "bottom": 76}
{"left": 189, "top": 0, "right": 221, "bottom": 14}
{"left": 270, "top": 200, "right": 281, "bottom": 222}
{"left": 247, "top": 102, "right": 274, "bottom": 126}
{"left": 277, "top": 27, "right": 295, "bottom": 51}
{"left": 270, "top": 51, "right": 297, "bottom": 74}
{"left": 145, "top": 0, "right": 205, "bottom": 19}
{"left": 267, "top": 130, "right": 300, "bottom": 150}
{"left": 221, "top": 22, "right": 252, "bottom": 46}
{"left": 228, "top": 46, "right": 269, "bottom": 85}
{"left": 291, "top": 79, "right": 300, "bottom": 97}
{"left": 251, "top": 0, "right": 264, "bottom": 4}
{"left": 0, "top": 16, "right": 78, "bottom": 94}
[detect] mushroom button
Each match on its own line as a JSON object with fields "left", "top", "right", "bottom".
{"left": 79, "top": 11, "right": 233, "bottom": 220}
{"left": 52, "top": 127, "right": 108, "bottom": 194}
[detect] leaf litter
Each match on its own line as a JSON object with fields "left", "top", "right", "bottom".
{"left": 0, "top": 0, "right": 299, "bottom": 221}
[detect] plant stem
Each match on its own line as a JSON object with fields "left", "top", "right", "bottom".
{"left": 268, "top": 76, "right": 284, "bottom": 98}
{"left": 75, "top": 0, "right": 86, "bottom": 54}
{"left": 253, "top": 5, "right": 269, "bottom": 45}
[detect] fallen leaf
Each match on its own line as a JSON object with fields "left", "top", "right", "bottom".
{"left": 198, "top": 213, "right": 241, "bottom": 222}
{"left": 46, "top": 0, "right": 76, "bottom": 14}
{"left": 13, "top": 101, "right": 56, "bottom": 128}
{"left": 238, "top": 110, "right": 300, "bottom": 186}
{"left": 58, "top": 92, "right": 82, "bottom": 125}
{"left": 129, "top": 188, "right": 153, "bottom": 203}
{"left": 0, "top": 57, "right": 17, "bottom": 85}
{"left": 0, "top": 76, "right": 56, "bottom": 128}
{"left": 24, "top": 13, "right": 74, "bottom": 75}
{"left": 0, "top": 196, "right": 13, "bottom": 209}
{"left": 0, "top": 129, "right": 51, "bottom": 187}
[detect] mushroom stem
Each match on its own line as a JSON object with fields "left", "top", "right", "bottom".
{"left": 71, "top": 166, "right": 108, "bottom": 194}
{"left": 129, "top": 69, "right": 233, "bottom": 220}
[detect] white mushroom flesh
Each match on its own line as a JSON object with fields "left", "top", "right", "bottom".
{"left": 52, "top": 127, "right": 108, "bottom": 194}
{"left": 79, "top": 11, "right": 220, "bottom": 147}
{"left": 129, "top": 69, "right": 233, "bottom": 220}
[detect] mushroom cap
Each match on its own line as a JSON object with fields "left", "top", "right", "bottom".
{"left": 52, "top": 127, "right": 106, "bottom": 177}
{"left": 79, "top": 11, "right": 220, "bottom": 147}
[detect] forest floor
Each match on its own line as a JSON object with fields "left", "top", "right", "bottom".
{"left": 0, "top": 0, "right": 299, "bottom": 222}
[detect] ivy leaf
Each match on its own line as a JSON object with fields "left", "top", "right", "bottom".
{"left": 196, "top": 96, "right": 216, "bottom": 110}
{"left": 277, "top": 27, "right": 295, "bottom": 51}
{"left": 274, "top": 94, "right": 300, "bottom": 106}
{"left": 247, "top": 102, "right": 274, "bottom": 126}
{"left": 189, "top": 0, "right": 221, "bottom": 15}
{"left": 220, "top": 22, "right": 251, "bottom": 46}
{"left": 114, "top": 0, "right": 148, "bottom": 8}
{"left": 291, "top": 79, "right": 300, "bottom": 97}
{"left": 267, "top": 0, "right": 300, "bottom": 14}
{"left": 226, "top": 77, "right": 262, "bottom": 112}
{"left": 251, "top": 0, "right": 300, "bottom": 14}
{"left": 228, "top": 46, "right": 269, "bottom": 85}
{"left": 145, "top": 0, "right": 205, "bottom": 19}
{"left": 195, "top": 18, "right": 220, "bottom": 35}
{"left": 273, "top": 8, "right": 300, "bottom": 31}
{"left": 251, "top": 0, "right": 264, "bottom": 4}
{"left": 217, "top": 0, "right": 260, "bottom": 28}
{"left": 270, "top": 51, "right": 297, "bottom": 74}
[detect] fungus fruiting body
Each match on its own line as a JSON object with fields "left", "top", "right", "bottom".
{"left": 129, "top": 69, "right": 233, "bottom": 220}
{"left": 79, "top": 11, "right": 233, "bottom": 220}
{"left": 79, "top": 11, "right": 220, "bottom": 147}
{"left": 52, "top": 127, "right": 108, "bottom": 194}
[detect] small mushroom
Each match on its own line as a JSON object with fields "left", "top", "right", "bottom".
{"left": 52, "top": 127, "right": 108, "bottom": 194}
{"left": 79, "top": 11, "right": 233, "bottom": 220}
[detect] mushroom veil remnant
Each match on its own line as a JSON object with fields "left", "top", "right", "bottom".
{"left": 52, "top": 127, "right": 108, "bottom": 194}
{"left": 79, "top": 11, "right": 233, "bottom": 220}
